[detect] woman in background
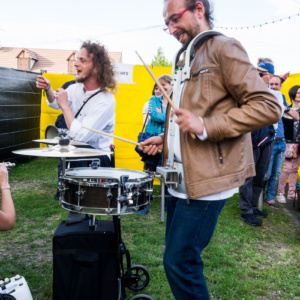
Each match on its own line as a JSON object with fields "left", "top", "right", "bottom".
{"left": 143, "top": 74, "right": 172, "bottom": 171}
{"left": 276, "top": 85, "right": 300, "bottom": 203}
{"left": 142, "top": 83, "right": 162, "bottom": 126}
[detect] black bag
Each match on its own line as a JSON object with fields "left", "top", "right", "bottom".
{"left": 135, "top": 113, "right": 158, "bottom": 156}
{"left": 134, "top": 113, "right": 161, "bottom": 167}
{"left": 55, "top": 114, "right": 67, "bottom": 129}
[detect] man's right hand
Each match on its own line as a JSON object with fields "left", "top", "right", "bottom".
{"left": 36, "top": 75, "right": 50, "bottom": 90}
{"left": 139, "top": 136, "right": 164, "bottom": 155}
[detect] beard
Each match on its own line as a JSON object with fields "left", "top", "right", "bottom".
{"left": 179, "top": 15, "right": 202, "bottom": 47}
{"left": 75, "top": 68, "right": 94, "bottom": 84}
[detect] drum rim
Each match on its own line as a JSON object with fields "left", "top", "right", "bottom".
{"left": 61, "top": 167, "right": 153, "bottom": 187}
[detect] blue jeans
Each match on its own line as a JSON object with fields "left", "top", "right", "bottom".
{"left": 163, "top": 197, "right": 227, "bottom": 300}
{"left": 264, "top": 138, "right": 286, "bottom": 201}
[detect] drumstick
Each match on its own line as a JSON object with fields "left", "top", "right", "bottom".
{"left": 82, "top": 127, "right": 162, "bottom": 152}
{"left": 135, "top": 51, "right": 196, "bottom": 139}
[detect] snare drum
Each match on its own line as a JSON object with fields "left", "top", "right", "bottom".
{"left": 59, "top": 167, "right": 153, "bottom": 215}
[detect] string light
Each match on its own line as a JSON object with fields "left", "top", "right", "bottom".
{"left": 216, "top": 13, "right": 300, "bottom": 30}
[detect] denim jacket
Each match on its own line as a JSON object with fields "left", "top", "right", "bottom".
{"left": 145, "top": 95, "right": 166, "bottom": 134}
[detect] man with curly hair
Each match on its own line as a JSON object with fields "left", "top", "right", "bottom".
{"left": 36, "top": 41, "right": 117, "bottom": 164}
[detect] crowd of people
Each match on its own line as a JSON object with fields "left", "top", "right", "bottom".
{"left": 2, "top": 0, "right": 299, "bottom": 299}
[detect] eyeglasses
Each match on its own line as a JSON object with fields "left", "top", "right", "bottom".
{"left": 259, "top": 72, "right": 270, "bottom": 77}
{"left": 163, "top": 4, "right": 195, "bottom": 33}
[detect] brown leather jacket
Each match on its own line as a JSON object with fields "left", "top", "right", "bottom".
{"left": 163, "top": 35, "right": 282, "bottom": 199}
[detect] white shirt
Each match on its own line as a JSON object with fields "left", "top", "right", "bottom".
{"left": 47, "top": 83, "right": 116, "bottom": 151}
{"left": 270, "top": 88, "right": 284, "bottom": 131}
{"left": 142, "top": 102, "right": 149, "bottom": 114}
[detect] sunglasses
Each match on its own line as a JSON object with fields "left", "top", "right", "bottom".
{"left": 259, "top": 72, "right": 270, "bottom": 77}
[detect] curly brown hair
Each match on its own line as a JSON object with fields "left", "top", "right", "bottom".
{"left": 81, "top": 41, "right": 118, "bottom": 93}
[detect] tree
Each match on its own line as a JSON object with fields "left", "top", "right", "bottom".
{"left": 151, "top": 47, "right": 172, "bottom": 67}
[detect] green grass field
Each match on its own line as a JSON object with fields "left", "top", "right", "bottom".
{"left": 0, "top": 158, "right": 299, "bottom": 299}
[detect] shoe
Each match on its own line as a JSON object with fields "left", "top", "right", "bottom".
{"left": 265, "top": 201, "right": 279, "bottom": 209}
{"left": 65, "top": 211, "right": 86, "bottom": 224}
{"left": 276, "top": 193, "right": 286, "bottom": 204}
{"left": 287, "top": 193, "right": 296, "bottom": 201}
{"left": 253, "top": 208, "right": 268, "bottom": 218}
{"left": 241, "top": 213, "right": 262, "bottom": 226}
{"left": 54, "top": 190, "right": 60, "bottom": 200}
{"left": 137, "top": 207, "right": 149, "bottom": 216}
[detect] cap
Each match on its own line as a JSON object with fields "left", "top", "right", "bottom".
{"left": 257, "top": 62, "right": 274, "bottom": 75}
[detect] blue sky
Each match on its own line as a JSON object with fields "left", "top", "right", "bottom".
{"left": 0, "top": 0, "right": 299, "bottom": 74}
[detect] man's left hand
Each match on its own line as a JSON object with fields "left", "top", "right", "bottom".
{"left": 174, "top": 108, "right": 204, "bottom": 135}
{"left": 55, "top": 88, "right": 70, "bottom": 111}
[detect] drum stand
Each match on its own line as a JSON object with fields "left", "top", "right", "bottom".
{"left": 59, "top": 159, "right": 152, "bottom": 300}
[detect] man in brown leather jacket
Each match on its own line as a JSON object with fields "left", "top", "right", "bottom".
{"left": 140, "top": 0, "right": 282, "bottom": 298}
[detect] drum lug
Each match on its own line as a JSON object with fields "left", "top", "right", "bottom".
{"left": 144, "top": 188, "right": 153, "bottom": 194}
{"left": 133, "top": 191, "right": 141, "bottom": 201}
{"left": 107, "top": 191, "right": 113, "bottom": 201}
{"left": 75, "top": 189, "right": 85, "bottom": 199}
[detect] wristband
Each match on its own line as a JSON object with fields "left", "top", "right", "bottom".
{"left": 1, "top": 187, "right": 11, "bottom": 192}
{"left": 45, "top": 84, "right": 51, "bottom": 92}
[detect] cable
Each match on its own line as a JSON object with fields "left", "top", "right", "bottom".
{"left": 216, "top": 12, "right": 300, "bottom": 30}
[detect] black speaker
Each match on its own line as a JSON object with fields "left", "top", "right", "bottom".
{"left": 53, "top": 219, "right": 120, "bottom": 300}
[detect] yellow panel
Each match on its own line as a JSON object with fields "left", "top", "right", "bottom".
{"left": 280, "top": 73, "right": 300, "bottom": 105}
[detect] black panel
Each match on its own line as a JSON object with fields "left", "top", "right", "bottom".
{"left": 0, "top": 67, "right": 42, "bottom": 161}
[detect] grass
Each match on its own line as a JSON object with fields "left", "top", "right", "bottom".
{"left": 0, "top": 158, "right": 300, "bottom": 299}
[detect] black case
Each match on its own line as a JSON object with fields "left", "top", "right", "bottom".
{"left": 53, "top": 219, "right": 119, "bottom": 300}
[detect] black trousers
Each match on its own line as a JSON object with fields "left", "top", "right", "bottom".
{"left": 239, "top": 141, "right": 274, "bottom": 214}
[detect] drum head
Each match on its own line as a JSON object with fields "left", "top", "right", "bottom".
{"left": 64, "top": 167, "right": 149, "bottom": 180}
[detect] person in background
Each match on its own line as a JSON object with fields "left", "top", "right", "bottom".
{"left": 142, "top": 83, "right": 162, "bottom": 126}
{"left": 276, "top": 85, "right": 300, "bottom": 203}
{"left": 264, "top": 76, "right": 299, "bottom": 208}
{"left": 257, "top": 57, "right": 290, "bottom": 84}
{"left": 143, "top": 74, "right": 172, "bottom": 171}
{"left": 0, "top": 163, "right": 16, "bottom": 231}
{"left": 239, "top": 62, "right": 284, "bottom": 226}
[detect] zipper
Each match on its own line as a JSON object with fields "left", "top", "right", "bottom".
{"left": 217, "top": 143, "right": 224, "bottom": 166}
{"left": 199, "top": 68, "right": 209, "bottom": 74}
{"left": 191, "top": 68, "right": 210, "bottom": 77}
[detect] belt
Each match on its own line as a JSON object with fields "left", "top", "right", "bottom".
{"left": 275, "top": 137, "right": 284, "bottom": 141}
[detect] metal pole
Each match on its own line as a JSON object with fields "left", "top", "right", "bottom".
{"left": 160, "top": 178, "right": 165, "bottom": 222}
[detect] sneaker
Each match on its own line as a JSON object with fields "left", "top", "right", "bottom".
{"left": 287, "top": 193, "right": 296, "bottom": 201}
{"left": 265, "top": 201, "right": 279, "bottom": 209}
{"left": 137, "top": 207, "right": 149, "bottom": 216}
{"left": 241, "top": 213, "right": 262, "bottom": 226}
{"left": 253, "top": 208, "right": 268, "bottom": 218}
{"left": 276, "top": 193, "right": 287, "bottom": 204}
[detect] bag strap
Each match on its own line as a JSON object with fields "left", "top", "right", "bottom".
{"left": 74, "top": 90, "right": 101, "bottom": 118}
{"left": 141, "top": 112, "right": 149, "bottom": 133}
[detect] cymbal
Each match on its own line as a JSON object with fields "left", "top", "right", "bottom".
{"left": 13, "top": 145, "right": 111, "bottom": 158}
{"left": 33, "top": 138, "right": 88, "bottom": 146}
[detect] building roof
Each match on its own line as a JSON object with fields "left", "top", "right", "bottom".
{"left": 0, "top": 47, "right": 122, "bottom": 74}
